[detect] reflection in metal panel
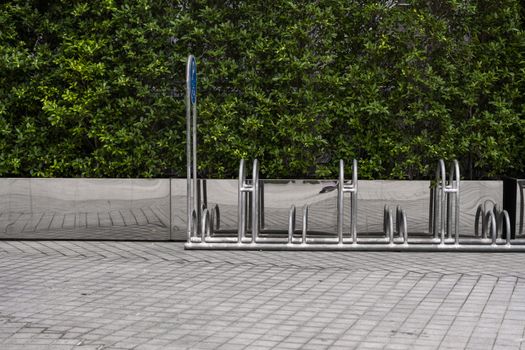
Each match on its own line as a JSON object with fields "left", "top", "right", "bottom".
{"left": 0, "top": 177, "right": 515, "bottom": 243}
{"left": 0, "top": 179, "right": 170, "bottom": 240}
{"left": 171, "top": 178, "right": 504, "bottom": 241}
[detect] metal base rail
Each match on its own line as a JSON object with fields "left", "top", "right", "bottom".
{"left": 185, "top": 242, "right": 525, "bottom": 251}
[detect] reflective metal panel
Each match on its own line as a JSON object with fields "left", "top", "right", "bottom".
{"left": 0, "top": 178, "right": 505, "bottom": 241}
{"left": 172, "top": 179, "right": 502, "bottom": 240}
{"left": 173, "top": 179, "right": 503, "bottom": 240}
{"left": 0, "top": 179, "right": 170, "bottom": 240}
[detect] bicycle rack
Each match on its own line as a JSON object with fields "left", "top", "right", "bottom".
{"left": 183, "top": 55, "right": 525, "bottom": 251}
{"left": 474, "top": 202, "right": 512, "bottom": 245}
{"left": 429, "top": 159, "right": 460, "bottom": 244}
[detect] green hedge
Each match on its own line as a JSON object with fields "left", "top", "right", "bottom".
{"left": 1, "top": 0, "right": 524, "bottom": 179}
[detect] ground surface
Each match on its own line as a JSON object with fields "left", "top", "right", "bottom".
{"left": 0, "top": 241, "right": 525, "bottom": 350}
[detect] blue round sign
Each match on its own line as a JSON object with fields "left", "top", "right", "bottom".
{"left": 190, "top": 57, "right": 197, "bottom": 105}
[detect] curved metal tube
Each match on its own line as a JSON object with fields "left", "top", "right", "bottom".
{"left": 201, "top": 208, "right": 210, "bottom": 239}
{"left": 213, "top": 204, "right": 220, "bottom": 231}
{"left": 396, "top": 207, "right": 408, "bottom": 244}
{"left": 191, "top": 209, "right": 197, "bottom": 237}
{"left": 396, "top": 205, "right": 402, "bottom": 237}
{"left": 498, "top": 210, "right": 511, "bottom": 245}
{"left": 302, "top": 205, "right": 309, "bottom": 244}
{"left": 388, "top": 210, "right": 394, "bottom": 245}
{"left": 383, "top": 205, "right": 389, "bottom": 237}
{"left": 474, "top": 204, "right": 483, "bottom": 238}
{"left": 402, "top": 210, "right": 408, "bottom": 244}
{"left": 485, "top": 210, "right": 497, "bottom": 244}
{"left": 288, "top": 205, "right": 296, "bottom": 243}
{"left": 383, "top": 205, "right": 394, "bottom": 244}
{"left": 208, "top": 205, "right": 221, "bottom": 236}
{"left": 190, "top": 209, "right": 201, "bottom": 243}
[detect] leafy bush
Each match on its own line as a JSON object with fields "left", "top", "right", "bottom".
{"left": 0, "top": 0, "right": 183, "bottom": 177}
{"left": 1, "top": 0, "right": 524, "bottom": 179}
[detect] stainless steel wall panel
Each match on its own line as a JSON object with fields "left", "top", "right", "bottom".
{"left": 0, "top": 178, "right": 170, "bottom": 240}
{"left": 0, "top": 178, "right": 507, "bottom": 240}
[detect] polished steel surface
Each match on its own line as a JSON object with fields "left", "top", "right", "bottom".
{"left": 176, "top": 178, "right": 503, "bottom": 239}
{"left": 0, "top": 178, "right": 170, "bottom": 240}
{"left": 0, "top": 177, "right": 512, "bottom": 242}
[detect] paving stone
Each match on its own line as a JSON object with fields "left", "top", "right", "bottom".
{"left": 1, "top": 241, "right": 525, "bottom": 349}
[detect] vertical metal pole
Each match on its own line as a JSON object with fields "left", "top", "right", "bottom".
{"left": 252, "top": 159, "right": 260, "bottom": 242}
{"left": 488, "top": 211, "right": 497, "bottom": 244}
{"left": 482, "top": 207, "right": 488, "bottom": 238}
{"left": 396, "top": 205, "right": 401, "bottom": 237}
{"left": 192, "top": 94, "right": 198, "bottom": 233}
{"left": 348, "top": 193, "right": 352, "bottom": 240}
{"left": 402, "top": 210, "right": 408, "bottom": 244}
{"left": 351, "top": 159, "right": 358, "bottom": 244}
{"left": 454, "top": 160, "right": 460, "bottom": 245}
{"left": 434, "top": 189, "right": 438, "bottom": 238}
{"left": 503, "top": 177, "right": 517, "bottom": 239}
{"left": 429, "top": 186, "right": 434, "bottom": 235}
{"left": 260, "top": 181, "right": 265, "bottom": 230}
{"left": 247, "top": 191, "right": 252, "bottom": 232}
{"left": 502, "top": 211, "right": 511, "bottom": 245}
{"left": 186, "top": 55, "right": 194, "bottom": 241}
{"left": 338, "top": 160, "right": 344, "bottom": 244}
{"left": 511, "top": 180, "right": 525, "bottom": 235}
{"left": 202, "top": 180, "right": 207, "bottom": 211}
{"left": 440, "top": 188, "right": 446, "bottom": 244}
{"left": 446, "top": 191, "right": 452, "bottom": 239}
{"left": 288, "top": 205, "right": 295, "bottom": 243}
{"left": 238, "top": 159, "right": 246, "bottom": 243}
{"left": 437, "top": 160, "right": 446, "bottom": 243}
{"left": 302, "top": 205, "right": 308, "bottom": 244}
{"left": 433, "top": 187, "right": 437, "bottom": 237}
{"left": 383, "top": 205, "right": 388, "bottom": 236}
{"left": 388, "top": 209, "right": 394, "bottom": 245}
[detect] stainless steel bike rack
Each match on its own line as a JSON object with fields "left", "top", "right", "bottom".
{"left": 474, "top": 202, "right": 512, "bottom": 245}
{"left": 429, "top": 159, "right": 460, "bottom": 244}
{"left": 183, "top": 54, "right": 525, "bottom": 251}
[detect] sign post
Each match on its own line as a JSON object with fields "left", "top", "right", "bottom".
{"left": 186, "top": 55, "right": 198, "bottom": 240}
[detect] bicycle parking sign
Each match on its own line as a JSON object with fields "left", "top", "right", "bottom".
{"left": 190, "top": 56, "right": 197, "bottom": 105}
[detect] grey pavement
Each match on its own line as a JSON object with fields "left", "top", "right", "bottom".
{"left": 1, "top": 241, "right": 525, "bottom": 349}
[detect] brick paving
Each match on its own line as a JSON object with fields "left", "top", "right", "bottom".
{"left": 1, "top": 241, "right": 525, "bottom": 349}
